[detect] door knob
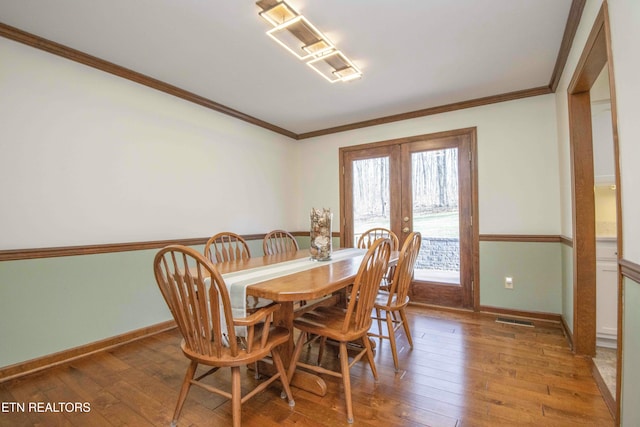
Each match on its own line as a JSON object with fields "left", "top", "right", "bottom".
{"left": 402, "top": 227, "right": 410, "bottom": 233}
{"left": 403, "top": 217, "right": 410, "bottom": 222}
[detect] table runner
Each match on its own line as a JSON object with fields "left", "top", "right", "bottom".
{"left": 223, "top": 248, "right": 366, "bottom": 338}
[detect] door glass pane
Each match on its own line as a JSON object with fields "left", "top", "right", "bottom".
{"left": 352, "top": 157, "right": 390, "bottom": 245}
{"left": 412, "top": 148, "right": 460, "bottom": 284}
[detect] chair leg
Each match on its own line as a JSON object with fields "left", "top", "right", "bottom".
{"left": 172, "top": 360, "right": 197, "bottom": 424}
{"left": 254, "top": 361, "right": 260, "bottom": 379}
{"left": 375, "top": 307, "right": 383, "bottom": 337}
{"left": 287, "top": 330, "right": 307, "bottom": 381}
{"left": 399, "top": 308, "right": 413, "bottom": 348}
{"left": 361, "top": 336, "right": 378, "bottom": 381}
{"left": 386, "top": 311, "right": 400, "bottom": 372}
{"left": 231, "top": 366, "right": 242, "bottom": 427}
{"left": 272, "top": 348, "right": 295, "bottom": 407}
{"left": 317, "top": 336, "right": 327, "bottom": 365}
{"left": 339, "top": 343, "right": 354, "bottom": 424}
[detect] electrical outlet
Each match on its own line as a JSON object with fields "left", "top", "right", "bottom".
{"left": 505, "top": 277, "right": 513, "bottom": 289}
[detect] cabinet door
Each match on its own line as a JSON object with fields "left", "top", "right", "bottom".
{"left": 596, "top": 260, "right": 618, "bottom": 338}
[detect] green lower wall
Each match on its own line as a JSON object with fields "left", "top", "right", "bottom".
{"left": 562, "top": 244, "right": 574, "bottom": 333}
{"left": 0, "top": 236, "right": 320, "bottom": 368}
{"left": 0, "top": 249, "right": 172, "bottom": 367}
{"left": 479, "top": 241, "right": 562, "bottom": 314}
{"left": 622, "top": 277, "right": 640, "bottom": 426}
{"left": 2, "top": 237, "right": 563, "bottom": 368}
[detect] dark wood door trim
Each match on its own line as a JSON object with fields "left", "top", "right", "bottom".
{"left": 339, "top": 145, "right": 402, "bottom": 249}
{"left": 340, "top": 128, "right": 478, "bottom": 310}
{"left": 400, "top": 131, "right": 477, "bottom": 309}
{"left": 567, "top": 1, "right": 622, "bottom": 422}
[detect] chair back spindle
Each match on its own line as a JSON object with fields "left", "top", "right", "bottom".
{"left": 386, "top": 232, "right": 422, "bottom": 305}
{"left": 154, "top": 245, "right": 238, "bottom": 357}
{"left": 357, "top": 227, "right": 399, "bottom": 251}
{"left": 263, "top": 230, "right": 299, "bottom": 255}
{"left": 343, "top": 238, "right": 391, "bottom": 334}
{"left": 204, "top": 232, "right": 251, "bottom": 264}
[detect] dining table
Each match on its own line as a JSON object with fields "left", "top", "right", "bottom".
{"left": 210, "top": 247, "right": 398, "bottom": 397}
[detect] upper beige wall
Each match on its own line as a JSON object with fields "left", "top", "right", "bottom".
{"left": 608, "top": 0, "right": 640, "bottom": 263}
{"left": 555, "top": 0, "right": 639, "bottom": 263}
{"left": 0, "top": 37, "right": 295, "bottom": 250}
{"left": 555, "top": 0, "right": 605, "bottom": 239}
{"left": 293, "top": 94, "right": 561, "bottom": 236}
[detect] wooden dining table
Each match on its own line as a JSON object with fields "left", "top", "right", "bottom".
{"left": 211, "top": 247, "right": 398, "bottom": 397}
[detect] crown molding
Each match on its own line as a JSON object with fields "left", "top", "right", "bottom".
{"left": 297, "top": 86, "right": 552, "bottom": 139}
{"left": 0, "top": 22, "right": 297, "bottom": 139}
{"left": 0, "top": 0, "right": 584, "bottom": 140}
{"left": 548, "top": 0, "right": 587, "bottom": 92}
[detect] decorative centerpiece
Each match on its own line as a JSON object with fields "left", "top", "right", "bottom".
{"left": 310, "top": 207, "right": 332, "bottom": 261}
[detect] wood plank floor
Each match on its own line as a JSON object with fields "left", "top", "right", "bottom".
{"left": 0, "top": 306, "right": 613, "bottom": 426}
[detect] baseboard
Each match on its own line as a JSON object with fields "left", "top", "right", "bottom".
{"left": 478, "top": 305, "right": 562, "bottom": 323}
{"left": 0, "top": 320, "right": 176, "bottom": 383}
{"left": 596, "top": 335, "right": 617, "bottom": 349}
{"left": 408, "top": 303, "right": 563, "bottom": 325}
{"left": 590, "top": 357, "right": 616, "bottom": 418}
{"left": 408, "top": 301, "right": 474, "bottom": 314}
{"left": 561, "top": 315, "right": 575, "bottom": 351}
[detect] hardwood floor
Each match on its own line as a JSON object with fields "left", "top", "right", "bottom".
{"left": 0, "top": 306, "right": 613, "bottom": 426}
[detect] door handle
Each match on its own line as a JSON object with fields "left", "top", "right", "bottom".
{"left": 402, "top": 227, "right": 410, "bottom": 233}
{"left": 403, "top": 216, "right": 410, "bottom": 222}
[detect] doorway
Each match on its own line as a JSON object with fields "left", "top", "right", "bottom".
{"left": 567, "top": 2, "right": 622, "bottom": 421}
{"left": 339, "top": 128, "right": 478, "bottom": 309}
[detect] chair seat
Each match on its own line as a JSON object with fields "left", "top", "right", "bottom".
{"left": 374, "top": 290, "right": 409, "bottom": 310}
{"left": 181, "top": 325, "right": 290, "bottom": 367}
{"left": 247, "top": 296, "right": 273, "bottom": 311}
{"left": 294, "top": 307, "right": 369, "bottom": 343}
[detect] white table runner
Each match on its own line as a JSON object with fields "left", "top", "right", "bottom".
{"left": 223, "top": 248, "right": 366, "bottom": 338}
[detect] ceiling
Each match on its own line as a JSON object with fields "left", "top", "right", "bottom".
{"left": 0, "top": 0, "right": 576, "bottom": 137}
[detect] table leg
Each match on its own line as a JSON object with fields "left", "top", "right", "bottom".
{"left": 262, "top": 301, "right": 327, "bottom": 397}
{"left": 274, "top": 301, "right": 295, "bottom": 366}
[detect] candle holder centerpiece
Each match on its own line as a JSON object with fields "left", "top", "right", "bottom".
{"left": 310, "top": 207, "right": 332, "bottom": 261}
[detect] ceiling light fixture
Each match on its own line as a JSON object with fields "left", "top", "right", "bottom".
{"left": 307, "top": 50, "right": 362, "bottom": 83}
{"left": 266, "top": 15, "right": 335, "bottom": 61}
{"left": 258, "top": 1, "right": 298, "bottom": 26}
{"left": 256, "top": 0, "right": 362, "bottom": 83}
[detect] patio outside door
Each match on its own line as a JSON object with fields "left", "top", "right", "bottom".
{"left": 340, "top": 129, "right": 477, "bottom": 309}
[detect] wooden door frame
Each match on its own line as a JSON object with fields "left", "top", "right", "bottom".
{"left": 338, "top": 127, "right": 479, "bottom": 310}
{"left": 567, "top": 1, "right": 622, "bottom": 421}
{"left": 340, "top": 145, "right": 402, "bottom": 248}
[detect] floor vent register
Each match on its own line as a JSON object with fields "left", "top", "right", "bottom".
{"left": 495, "top": 317, "right": 534, "bottom": 327}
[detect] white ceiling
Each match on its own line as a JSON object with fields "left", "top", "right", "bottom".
{"left": 0, "top": 0, "right": 573, "bottom": 136}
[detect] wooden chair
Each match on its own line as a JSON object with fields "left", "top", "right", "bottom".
{"left": 262, "top": 229, "right": 326, "bottom": 312}
{"left": 368, "top": 232, "right": 421, "bottom": 372}
{"left": 263, "top": 229, "right": 299, "bottom": 255}
{"left": 357, "top": 227, "right": 399, "bottom": 289}
{"left": 204, "top": 232, "right": 268, "bottom": 312}
{"left": 153, "top": 245, "right": 294, "bottom": 427}
{"left": 287, "top": 238, "right": 391, "bottom": 424}
{"left": 204, "top": 232, "right": 251, "bottom": 263}
{"left": 357, "top": 227, "right": 399, "bottom": 251}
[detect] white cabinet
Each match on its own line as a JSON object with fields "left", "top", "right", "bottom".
{"left": 596, "top": 238, "right": 618, "bottom": 348}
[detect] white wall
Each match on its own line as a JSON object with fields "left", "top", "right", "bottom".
{"left": 608, "top": 0, "right": 640, "bottom": 264}
{"left": 293, "top": 94, "right": 561, "bottom": 236}
{"left": 555, "top": 0, "right": 606, "bottom": 238}
{"left": 607, "top": 1, "right": 640, "bottom": 424}
{"left": 0, "top": 37, "right": 295, "bottom": 250}
{"left": 554, "top": 1, "right": 640, "bottom": 424}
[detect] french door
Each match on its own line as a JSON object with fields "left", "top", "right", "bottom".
{"left": 340, "top": 128, "right": 477, "bottom": 309}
